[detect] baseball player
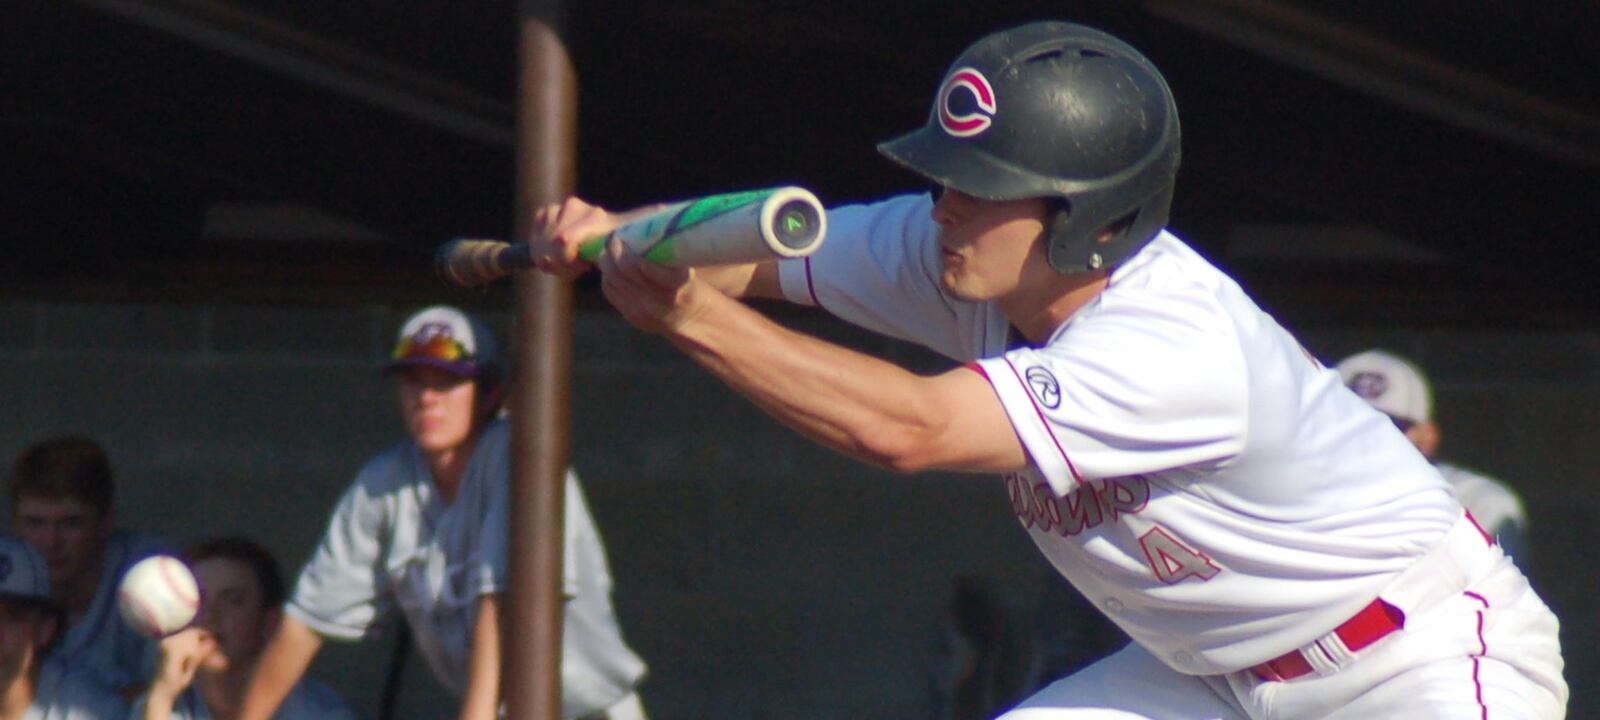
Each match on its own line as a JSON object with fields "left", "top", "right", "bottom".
{"left": 0, "top": 533, "right": 127, "bottom": 719}
{"left": 133, "top": 536, "right": 353, "bottom": 720}
{"left": 1336, "top": 349, "right": 1532, "bottom": 559}
{"left": 7, "top": 435, "right": 170, "bottom": 699}
{"left": 237, "top": 306, "right": 648, "bottom": 720}
{"left": 531, "top": 21, "right": 1567, "bottom": 719}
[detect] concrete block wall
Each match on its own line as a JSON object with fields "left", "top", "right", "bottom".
{"left": 0, "top": 299, "right": 1594, "bottom": 718}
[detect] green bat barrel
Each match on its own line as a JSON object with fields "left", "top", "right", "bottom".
{"left": 577, "top": 186, "right": 827, "bottom": 266}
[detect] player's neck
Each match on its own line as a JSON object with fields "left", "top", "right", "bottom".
{"left": 0, "top": 666, "right": 37, "bottom": 720}
{"left": 425, "top": 432, "right": 481, "bottom": 504}
{"left": 60, "top": 556, "right": 107, "bottom": 623}
{"left": 198, "top": 664, "right": 251, "bottom": 719}
{"left": 1000, "top": 268, "right": 1110, "bottom": 345}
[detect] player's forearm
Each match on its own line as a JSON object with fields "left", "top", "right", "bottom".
{"left": 238, "top": 615, "right": 323, "bottom": 720}
{"left": 669, "top": 291, "right": 955, "bottom": 472}
{"left": 139, "top": 694, "right": 176, "bottom": 720}
{"left": 457, "top": 594, "right": 503, "bottom": 720}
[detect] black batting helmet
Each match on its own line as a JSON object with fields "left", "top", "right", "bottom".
{"left": 878, "top": 21, "right": 1181, "bottom": 273}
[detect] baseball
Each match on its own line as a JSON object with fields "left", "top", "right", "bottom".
{"left": 117, "top": 554, "right": 201, "bottom": 638}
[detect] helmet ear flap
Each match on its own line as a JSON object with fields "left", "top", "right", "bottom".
{"left": 1046, "top": 203, "right": 1145, "bottom": 273}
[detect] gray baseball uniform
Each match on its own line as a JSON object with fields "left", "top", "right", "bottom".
{"left": 1438, "top": 461, "right": 1529, "bottom": 558}
{"left": 27, "top": 660, "right": 127, "bottom": 720}
{"left": 128, "top": 678, "right": 353, "bottom": 720}
{"left": 287, "top": 418, "right": 646, "bottom": 718}
{"left": 44, "top": 530, "right": 169, "bottom": 696}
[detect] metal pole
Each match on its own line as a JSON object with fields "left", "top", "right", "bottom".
{"left": 507, "top": 2, "right": 575, "bottom": 719}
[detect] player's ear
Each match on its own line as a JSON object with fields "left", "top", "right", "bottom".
{"left": 96, "top": 507, "right": 116, "bottom": 539}
{"left": 35, "top": 610, "right": 60, "bottom": 649}
{"left": 1407, "top": 420, "right": 1441, "bottom": 459}
{"left": 477, "top": 381, "right": 507, "bottom": 422}
{"left": 260, "top": 605, "right": 283, "bottom": 637}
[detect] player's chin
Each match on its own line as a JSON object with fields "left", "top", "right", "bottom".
{"left": 940, "top": 273, "right": 986, "bottom": 303}
{"left": 415, "top": 428, "right": 471, "bottom": 454}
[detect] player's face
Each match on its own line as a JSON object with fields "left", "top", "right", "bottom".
{"left": 395, "top": 365, "right": 481, "bottom": 454}
{"left": 191, "top": 557, "right": 273, "bottom": 673}
{"left": 929, "top": 189, "right": 1052, "bottom": 302}
{"left": 12, "top": 496, "right": 112, "bottom": 591}
{"left": 0, "top": 602, "right": 51, "bottom": 681}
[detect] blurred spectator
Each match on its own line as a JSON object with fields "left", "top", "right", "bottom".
{"left": 7, "top": 434, "right": 169, "bottom": 697}
{"left": 238, "top": 305, "right": 647, "bottom": 720}
{"left": 133, "top": 536, "right": 352, "bottom": 720}
{"left": 1337, "top": 349, "right": 1530, "bottom": 558}
{"left": 0, "top": 532, "right": 127, "bottom": 718}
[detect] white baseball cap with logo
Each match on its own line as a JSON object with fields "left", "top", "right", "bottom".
{"left": 0, "top": 534, "right": 53, "bottom": 605}
{"left": 384, "top": 305, "right": 504, "bottom": 387}
{"left": 1335, "top": 349, "right": 1433, "bottom": 424}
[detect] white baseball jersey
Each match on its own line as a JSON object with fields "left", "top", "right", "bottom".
{"left": 129, "top": 678, "right": 353, "bottom": 720}
{"left": 778, "top": 194, "right": 1467, "bottom": 674}
{"left": 288, "top": 419, "right": 647, "bottom": 718}
{"left": 43, "top": 531, "right": 168, "bottom": 696}
{"left": 25, "top": 660, "right": 128, "bottom": 720}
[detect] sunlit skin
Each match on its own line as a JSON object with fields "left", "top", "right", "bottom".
{"left": 394, "top": 365, "right": 484, "bottom": 501}
{"left": 12, "top": 497, "right": 112, "bottom": 622}
{"left": 0, "top": 602, "right": 55, "bottom": 717}
{"left": 929, "top": 190, "right": 1111, "bottom": 343}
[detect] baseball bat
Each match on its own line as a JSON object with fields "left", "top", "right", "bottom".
{"left": 435, "top": 186, "right": 827, "bottom": 286}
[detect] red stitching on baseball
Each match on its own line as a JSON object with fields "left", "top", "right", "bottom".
{"left": 121, "top": 588, "right": 168, "bottom": 637}
{"left": 157, "top": 558, "right": 200, "bottom": 608}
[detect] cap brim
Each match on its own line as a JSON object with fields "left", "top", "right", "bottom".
{"left": 383, "top": 357, "right": 480, "bottom": 379}
{"left": 877, "top": 126, "right": 1046, "bottom": 201}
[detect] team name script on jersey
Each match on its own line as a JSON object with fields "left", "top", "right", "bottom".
{"left": 1004, "top": 473, "right": 1223, "bottom": 584}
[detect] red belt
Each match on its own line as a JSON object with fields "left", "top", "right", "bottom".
{"left": 1251, "top": 512, "right": 1496, "bottom": 683}
{"left": 1249, "top": 598, "right": 1406, "bottom": 682}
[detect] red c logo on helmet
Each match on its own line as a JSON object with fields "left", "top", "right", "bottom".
{"left": 938, "top": 67, "right": 997, "bottom": 138}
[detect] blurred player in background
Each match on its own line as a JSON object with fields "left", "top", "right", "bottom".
{"left": 530, "top": 20, "right": 1565, "bottom": 719}
{"left": 238, "top": 305, "right": 647, "bottom": 720}
{"left": 1337, "top": 349, "right": 1531, "bottom": 559}
{"left": 0, "top": 533, "right": 126, "bottom": 719}
{"left": 134, "top": 536, "right": 352, "bottom": 720}
{"left": 6, "top": 434, "right": 169, "bottom": 698}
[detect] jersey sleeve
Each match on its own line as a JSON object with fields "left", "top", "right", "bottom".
{"left": 973, "top": 286, "right": 1248, "bottom": 495}
{"left": 777, "top": 193, "right": 988, "bottom": 360}
{"left": 287, "top": 460, "right": 396, "bottom": 640}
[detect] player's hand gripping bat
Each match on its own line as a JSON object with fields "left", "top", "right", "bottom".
{"left": 436, "top": 186, "right": 827, "bottom": 286}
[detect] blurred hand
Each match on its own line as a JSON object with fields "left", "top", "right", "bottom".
{"left": 526, "top": 197, "right": 670, "bottom": 280}
{"left": 148, "top": 628, "right": 215, "bottom": 703}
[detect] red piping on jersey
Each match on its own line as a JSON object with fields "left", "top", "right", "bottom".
{"left": 1465, "top": 591, "right": 1491, "bottom": 720}
{"left": 803, "top": 257, "right": 822, "bottom": 308}
{"left": 985, "top": 358, "right": 1088, "bottom": 486}
{"left": 1465, "top": 511, "right": 1497, "bottom": 546}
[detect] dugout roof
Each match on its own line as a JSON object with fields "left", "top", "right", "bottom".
{"left": 5, "top": 1, "right": 1597, "bottom": 327}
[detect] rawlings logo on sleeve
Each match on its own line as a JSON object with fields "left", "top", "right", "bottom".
{"left": 1025, "top": 366, "right": 1062, "bottom": 409}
